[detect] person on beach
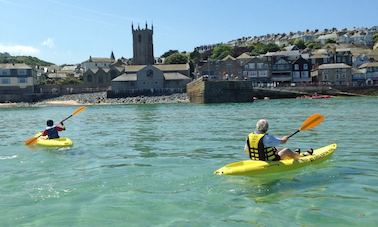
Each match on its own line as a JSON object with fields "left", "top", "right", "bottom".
{"left": 42, "top": 120, "right": 65, "bottom": 139}
{"left": 244, "top": 119, "right": 312, "bottom": 161}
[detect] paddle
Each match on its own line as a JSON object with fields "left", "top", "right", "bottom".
{"left": 25, "top": 106, "right": 86, "bottom": 146}
{"left": 288, "top": 113, "right": 325, "bottom": 138}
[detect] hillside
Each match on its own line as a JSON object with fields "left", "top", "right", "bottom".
{"left": 0, "top": 53, "right": 54, "bottom": 66}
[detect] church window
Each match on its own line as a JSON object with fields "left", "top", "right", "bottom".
{"left": 146, "top": 70, "right": 153, "bottom": 77}
{"left": 138, "top": 34, "right": 142, "bottom": 43}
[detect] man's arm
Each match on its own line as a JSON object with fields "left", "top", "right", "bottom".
{"left": 280, "top": 136, "right": 289, "bottom": 144}
{"left": 56, "top": 122, "right": 65, "bottom": 131}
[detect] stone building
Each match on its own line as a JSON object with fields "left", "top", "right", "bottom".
{"left": 83, "top": 64, "right": 123, "bottom": 86}
{"left": 109, "top": 24, "right": 191, "bottom": 97}
{"left": 81, "top": 52, "right": 116, "bottom": 72}
{"left": 312, "top": 63, "right": 352, "bottom": 85}
{"left": 359, "top": 62, "right": 378, "bottom": 85}
{"left": 242, "top": 57, "right": 271, "bottom": 83}
{"left": 110, "top": 64, "right": 190, "bottom": 97}
{"left": 132, "top": 23, "right": 154, "bottom": 65}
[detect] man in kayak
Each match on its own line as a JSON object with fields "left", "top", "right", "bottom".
{"left": 245, "top": 119, "right": 311, "bottom": 161}
{"left": 42, "top": 120, "right": 65, "bottom": 139}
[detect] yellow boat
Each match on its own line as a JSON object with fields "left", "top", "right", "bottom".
{"left": 214, "top": 144, "right": 337, "bottom": 176}
{"left": 34, "top": 132, "right": 73, "bottom": 148}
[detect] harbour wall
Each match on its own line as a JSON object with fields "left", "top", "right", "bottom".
{"left": 186, "top": 79, "right": 307, "bottom": 103}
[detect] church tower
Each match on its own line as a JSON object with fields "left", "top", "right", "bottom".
{"left": 132, "top": 23, "right": 154, "bottom": 65}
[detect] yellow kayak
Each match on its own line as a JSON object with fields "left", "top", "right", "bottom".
{"left": 214, "top": 144, "right": 337, "bottom": 176}
{"left": 34, "top": 132, "right": 73, "bottom": 147}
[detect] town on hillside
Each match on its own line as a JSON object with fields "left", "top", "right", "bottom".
{"left": 1, "top": 25, "right": 378, "bottom": 103}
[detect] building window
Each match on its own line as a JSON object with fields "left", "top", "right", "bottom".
{"left": 257, "top": 63, "right": 264, "bottom": 69}
{"left": 303, "top": 64, "right": 308, "bottom": 70}
{"left": 18, "top": 78, "right": 27, "bottom": 83}
{"left": 138, "top": 34, "right": 142, "bottom": 43}
{"left": 293, "top": 71, "right": 300, "bottom": 79}
{"left": 301, "top": 71, "right": 309, "bottom": 78}
{"left": 87, "top": 74, "right": 93, "bottom": 82}
{"left": 18, "top": 69, "right": 27, "bottom": 75}
{"left": 226, "top": 63, "right": 233, "bottom": 73}
{"left": 1, "top": 78, "right": 11, "bottom": 84}
{"left": 249, "top": 63, "right": 255, "bottom": 69}
{"left": 294, "top": 64, "right": 299, "bottom": 70}
{"left": 259, "top": 70, "right": 268, "bottom": 77}
{"left": 146, "top": 69, "right": 153, "bottom": 77}
{"left": 1, "top": 69, "right": 11, "bottom": 76}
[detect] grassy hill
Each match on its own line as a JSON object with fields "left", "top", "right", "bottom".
{"left": 0, "top": 54, "right": 54, "bottom": 66}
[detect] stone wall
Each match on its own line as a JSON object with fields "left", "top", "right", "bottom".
{"left": 186, "top": 78, "right": 306, "bottom": 103}
{"left": 107, "top": 88, "right": 186, "bottom": 98}
{"left": 35, "top": 84, "right": 109, "bottom": 95}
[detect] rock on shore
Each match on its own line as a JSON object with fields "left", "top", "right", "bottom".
{"left": 37, "top": 92, "right": 189, "bottom": 105}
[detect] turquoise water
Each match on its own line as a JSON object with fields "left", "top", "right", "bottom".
{"left": 1, "top": 97, "right": 377, "bottom": 226}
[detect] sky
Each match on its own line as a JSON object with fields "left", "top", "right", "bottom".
{"left": 0, "top": 0, "right": 377, "bottom": 65}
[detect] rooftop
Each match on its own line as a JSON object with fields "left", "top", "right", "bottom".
{"left": 0, "top": 63, "right": 32, "bottom": 69}
{"left": 318, "top": 63, "right": 352, "bottom": 69}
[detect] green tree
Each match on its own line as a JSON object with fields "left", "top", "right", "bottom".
{"left": 58, "top": 77, "right": 83, "bottom": 85}
{"left": 305, "top": 41, "right": 322, "bottom": 50}
{"left": 189, "top": 50, "right": 201, "bottom": 65}
{"left": 325, "top": 39, "right": 336, "bottom": 44}
{"left": 161, "top": 50, "right": 179, "bottom": 58}
{"left": 293, "top": 39, "right": 306, "bottom": 49}
{"left": 263, "top": 43, "right": 280, "bottom": 53}
{"left": 164, "top": 53, "right": 188, "bottom": 64}
{"left": 249, "top": 42, "right": 280, "bottom": 55}
{"left": 210, "top": 44, "right": 232, "bottom": 60}
{"left": 373, "top": 33, "right": 378, "bottom": 44}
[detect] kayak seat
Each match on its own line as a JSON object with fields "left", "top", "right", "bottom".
{"left": 302, "top": 148, "right": 314, "bottom": 156}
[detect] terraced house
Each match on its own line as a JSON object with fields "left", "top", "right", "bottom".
{"left": 0, "top": 63, "right": 34, "bottom": 94}
{"left": 312, "top": 63, "right": 352, "bottom": 85}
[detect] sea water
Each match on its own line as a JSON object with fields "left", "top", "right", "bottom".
{"left": 0, "top": 97, "right": 377, "bottom": 226}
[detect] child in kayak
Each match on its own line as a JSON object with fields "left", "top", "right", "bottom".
{"left": 245, "top": 119, "right": 313, "bottom": 161}
{"left": 42, "top": 120, "right": 65, "bottom": 139}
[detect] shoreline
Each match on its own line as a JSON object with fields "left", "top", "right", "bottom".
{"left": 0, "top": 92, "right": 189, "bottom": 108}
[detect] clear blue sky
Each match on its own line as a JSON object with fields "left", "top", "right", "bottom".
{"left": 0, "top": 0, "right": 377, "bottom": 64}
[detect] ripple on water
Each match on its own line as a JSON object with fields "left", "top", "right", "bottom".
{"left": 1, "top": 98, "right": 378, "bottom": 226}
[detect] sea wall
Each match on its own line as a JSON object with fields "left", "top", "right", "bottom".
{"left": 186, "top": 79, "right": 306, "bottom": 103}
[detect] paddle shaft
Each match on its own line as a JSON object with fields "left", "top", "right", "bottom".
{"left": 288, "top": 130, "right": 300, "bottom": 138}
{"left": 60, "top": 114, "right": 74, "bottom": 124}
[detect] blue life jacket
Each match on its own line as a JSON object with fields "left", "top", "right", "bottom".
{"left": 46, "top": 126, "right": 60, "bottom": 139}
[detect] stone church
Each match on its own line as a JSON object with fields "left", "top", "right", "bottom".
{"left": 108, "top": 24, "right": 191, "bottom": 97}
